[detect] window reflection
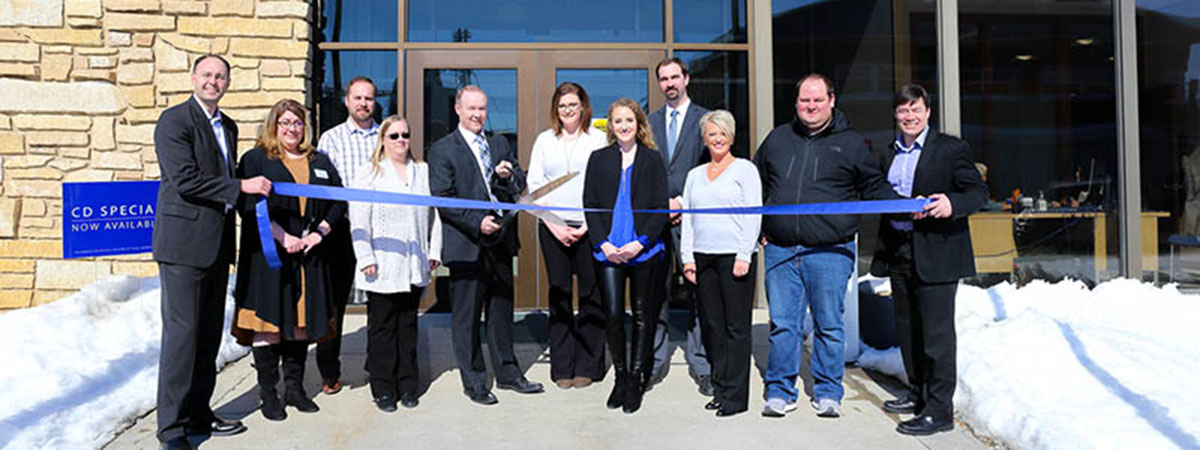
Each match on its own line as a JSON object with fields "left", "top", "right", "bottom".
{"left": 674, "top": 0, "right": 747, "bottom": 43}
{"left": 409, "top": 0, "right": 662, "bottom": 43}
{"left": 321, "top": 0, "right": 398, "bottom": 42}
{"left": 423, "top": 69, "right": 519, "bottom": 152}
{"left": 674, "top": 51, "right": 750, "bottom": 157}
{"left": 316, "top": 51, "right": 398, "bottom": 134}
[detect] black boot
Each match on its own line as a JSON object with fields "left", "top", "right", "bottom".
{"left": 606, "top": 369, "right": 626, "bottom": 410}
{"left": 253, "top": 346, "right": 287, "bottom": 421}
{"left": 281, "top": 341, "right": 319, "bottom": 413}
{"left": 623, "top": 372, "right": 644, "bottom": 414}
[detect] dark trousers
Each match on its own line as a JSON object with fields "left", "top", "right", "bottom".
{"left": 316, "top": 232, "right": 354, "bottom": 383}
{"left": 156, "top": 261, "right": 229, "bottom": 442}
{"left": 365, "top": 288, "right": 423, "bottom": 399}
{"left": 447, "top": 248, "right": 521, "bottom": 393}
{"left": 652, "top": 226, "right": 710, "bottom": 379}
{"left": 888, "top": 241, "right": 958, "bottom": 420}
{"left": 598, "top": 253, "right": 666, "bottom": 381}
{"left": 694, "top": 253, "right": 756, "bottom": 412}
{"left": 539, "top": 224, "right": 606, "bottom": 381}
{"left": 252, "top": 340, "right": 309, "bottom": 397}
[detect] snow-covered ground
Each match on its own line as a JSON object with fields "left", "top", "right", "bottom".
{"left": 0, "top": 275, "right": 248, "bottom": 450}
{"left": 2, "top": 275, "right": 1198, "bottom": 449}
{"left": 858, "top": 278, "right": 1200, "bottom": 450}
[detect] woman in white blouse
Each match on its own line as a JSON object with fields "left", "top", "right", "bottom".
{"left": 349, "top": 115, "right": 442, "bottom": 413}
{"left": 526, "top": 82, "right": 609, "bottom": 390}
{"left": 680, "top": 110, "right": 762, "bottom": 417}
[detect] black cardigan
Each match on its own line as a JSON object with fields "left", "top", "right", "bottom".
{"left": 582, "top": 143, "right": 670, "bottom": 251}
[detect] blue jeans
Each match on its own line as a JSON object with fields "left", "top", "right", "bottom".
{"left": 763, "top": 241, "right": 855, "bottom": 403}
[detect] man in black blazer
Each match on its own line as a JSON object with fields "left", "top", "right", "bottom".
{"left": 427, "top": 85, "right": 543, "bottom": 405}
{"left": 153, "top": 55, "right": 270, "bottom": 450}
{"left": 646, "top": 57, "right": 712, "bottom": 394}
{"left": 870, "top": 84, "right": 987, "bottom": 436}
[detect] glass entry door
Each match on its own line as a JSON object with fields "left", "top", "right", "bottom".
{"left": 406, "top": 50, "right": 664, "bottom": 309}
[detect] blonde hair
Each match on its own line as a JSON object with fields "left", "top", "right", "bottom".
{"left": 699, "top": 109, "right": 736, "bottom": 145}
{"left": 605, "top": 98, "right": 657, "bottom": 150}
{"left": 369, "top": 115, "right": 418, "bottom": 175}
{"left": 256, "top": 99, "right": 315, "bottom": 161}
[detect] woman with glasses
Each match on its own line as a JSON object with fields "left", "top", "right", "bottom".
{"left": 233, "top": 99, "right": 346, "bottom": 421}
{"left": 526, "top": 82, "right": 609, "bottom": 390}
{"left": 583, "top": 98, "right": 669, "bottom": 414}
{"left": 348, "top": 115, "right": 442, "bottom": 413}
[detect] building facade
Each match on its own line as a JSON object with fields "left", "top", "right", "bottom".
{"left": 1, "top": 0, "right": 1197, "bottom": 310}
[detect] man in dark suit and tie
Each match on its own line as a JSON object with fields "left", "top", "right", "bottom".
{"left": 646, "top": 57, "right": 713, "bottom": 395}
{"left": 427, "top": 85, "right": 544, "bottom": 405}
{"left": 153, "top": 54, "right": 271, "bottom": 450}
{"left": 870, "top": 84, "right": 987, "bottom": 436}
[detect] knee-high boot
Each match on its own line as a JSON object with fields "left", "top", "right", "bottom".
{"left": 281, "top": 341, "right": 319, "bottom": 413}
{"left": 252, "top": 345, "right": 286, "bottom": 421}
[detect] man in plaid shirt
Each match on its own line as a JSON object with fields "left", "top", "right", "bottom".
{"left": 315, "top": 76, "right": 380, "bottom": 395}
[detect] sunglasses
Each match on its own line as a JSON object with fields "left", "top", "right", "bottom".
{"left": 386, "top": 132, "right": 411, "bottom": 140}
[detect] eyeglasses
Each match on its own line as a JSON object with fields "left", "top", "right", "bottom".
{"left": 386, "top": 131, "right": 411, "bottom": 140}
{"left": 277, "top": 120, "right": 304, "bottom": 130}
{"left": 557, "top": 102, "right": 581, "bottom": 111}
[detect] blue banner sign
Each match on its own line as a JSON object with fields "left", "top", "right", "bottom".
{"left": 62, "top": 180, "right": 159, "bottom": 259}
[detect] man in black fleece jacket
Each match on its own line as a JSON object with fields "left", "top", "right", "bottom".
{"left": 754, "top": 74, "right": 902, "bottom": 419}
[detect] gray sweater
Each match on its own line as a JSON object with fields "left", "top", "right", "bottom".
{"left": 680, "top": 158, "right": 762, "bottom": 263}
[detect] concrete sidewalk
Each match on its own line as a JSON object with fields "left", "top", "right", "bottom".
{"left": 106, "top": 310, "right": 990, "bottom": 449}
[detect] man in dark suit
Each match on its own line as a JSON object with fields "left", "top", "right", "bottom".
{"left": 153, "top": 54, "right": 271, "bottom": 450}
{"left": 870, "top": 84, "right": 987, "bottom": 436}
{"left": 427, "top": 85, "right": 544, "bottom": 405}
{"left": 646, "top": 57, "right": 712, "bottom": 395}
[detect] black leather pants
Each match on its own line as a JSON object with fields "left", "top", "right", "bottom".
{"left": 597, "top": 253, "right": 666, "bottom": 384}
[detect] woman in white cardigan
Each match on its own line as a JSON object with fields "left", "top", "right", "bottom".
{"left": 349, "top": 115, "right": 442, "bottom": 413}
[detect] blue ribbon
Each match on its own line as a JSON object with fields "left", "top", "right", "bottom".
{"left": 258, "top": 182, "right": 930, "bottom": 269}
{"left": 255, "top": 197, "right": 282, "bottom": 270}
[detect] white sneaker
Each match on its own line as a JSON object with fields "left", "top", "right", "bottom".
{"left": 812, "top": 398, "right": 841, "bottom": 418}
{"left": 762, "top": 398, "right": 798, "bottom": 417}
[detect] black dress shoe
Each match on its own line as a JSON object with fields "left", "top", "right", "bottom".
{"left": 189, "top": 418, "right": 247, "bottom": 437}
{"left": 497, "top": 377, "right": 545, "bottom": 394}
{"left": 160, "top": 436, "right": 193, "bottom": 450}
{"left": 400, "top": 393, "right": 419, "bottom": 409}
{"left": 374, "top": 395, "right": 398, "bottom": 413}
{"left": 716, "top": 407, "right": 747, "bottom": 417}
{"left": 697, "top": 375, "right": 715, "bottom": 397}
{"left": 705, "top": 399, "right": 721, "bottom": 411}
{"left": 466, "top": 389, "right": 499, "bottom": 405}
{"left": 261, "top": 394, "right": 287, "bottom": 421}
{"left": 883, "top": 397, "right": 921, "bottom": 414}
{"left": 897, "top": 414, "right": 954, "bottom": 436}
{"left": 284, "top": 390, "right": 320, "bottom": 413}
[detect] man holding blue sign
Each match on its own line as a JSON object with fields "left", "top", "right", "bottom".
{"left": 152, "top": 54, "right": 271, "bottom": 450}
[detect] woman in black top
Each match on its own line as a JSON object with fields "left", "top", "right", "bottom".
{"left": 233, "top": 99, "right": 347, "bottom": 421}
{"left": 583, "top": 98, "right": 669, "bottom": 413}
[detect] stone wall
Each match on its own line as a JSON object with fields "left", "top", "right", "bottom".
{"left": 0, "top": 0, "right": 312, "bottom": 310}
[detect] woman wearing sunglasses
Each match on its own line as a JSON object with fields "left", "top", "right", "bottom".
{"left": 348, "top": 115, "right": 442, "bottom": 413}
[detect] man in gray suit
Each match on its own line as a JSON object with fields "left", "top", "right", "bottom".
{"left": 153, "top": 55, "right": 271, "bottom": 450}
{"left": 647, "top": 57, "right": 712, "bottom": 395}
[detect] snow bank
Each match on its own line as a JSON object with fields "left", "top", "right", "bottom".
{"left": 859, "top": 278, "right": 1200, "bottom": 449}
{"left": 0, "top": 275, "right": 248, "bottom": 450}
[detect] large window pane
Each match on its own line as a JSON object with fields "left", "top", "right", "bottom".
{"left": 422, "top": 69, "right": 519, "bottom": 152}
{"left": 675, "top": 51, "right": 750, "bottom": 157}
{"left": 674, "top": 0, "right": 747, "bottom": 43}
{"left": 556, "top": 69, "right": 649, "bottom": 121}
{"left": 1138, "top": 3, "right": 1200, "bottom": 285}
{"left": 316, "top": 51, "right": 398, "bottom": 134}
{"left": 321, "top": 0, "right": 397, "bottom": 43}
{"left": 408, "top": 0, "right": 662, "bottom": 43}
{"left": 960, "top": 1, "right": 1120, "bottom": 286}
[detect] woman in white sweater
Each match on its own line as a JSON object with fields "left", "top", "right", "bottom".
{"left": 680, "top": 110, "right": 761, "bottom": 417}
{"left": 526, "top": 82, "right": 609, "bottom": 390}
{"left": 349, "top": 115, "right": 442, "bottom": 413}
